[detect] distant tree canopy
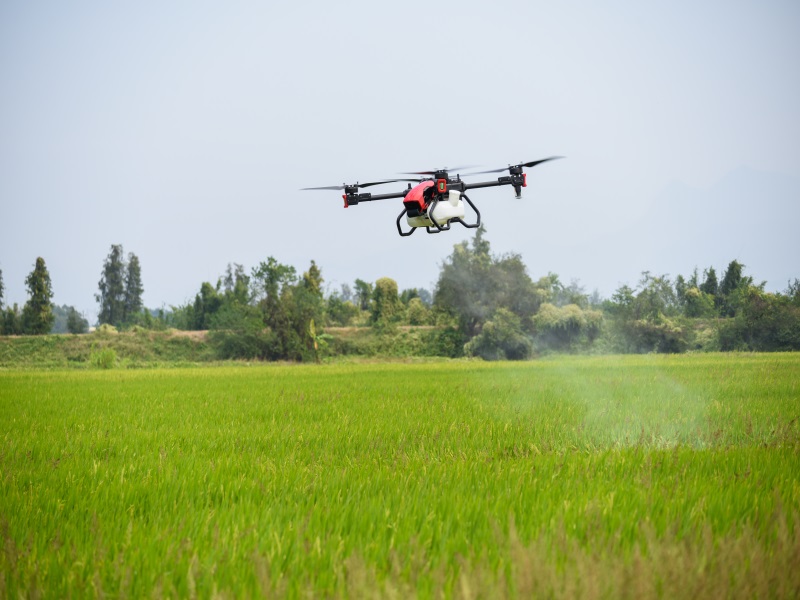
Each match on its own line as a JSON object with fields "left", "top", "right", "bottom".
{"left": 66, "top": 306, "right": 89, "bottom": 334}
{"left": 434, "top": 226, "right": 601, "bottom": 359}
{"left": 434, "top": 226, "right": 541, "bottom": 338}
{"left": 173, "top": 258, "right": 326, "bottom": 361}
{"left": 22, "top": 257, "right": 55, "bottom": 335}
{"left": 370, "top": 277, "right": 400, "bottom": 327}
{"left": 50, "top": 305, "right": 90, "bottom": 334}
{"left": 124, "top": 253, "right": 144, "bottom": 321}
{"left": 96, "top": 245, "right": 144, "bottom": 328}
{"left": 600, "top": 259, "right": 800, "bottom": 353}
{"left": 2, "top": 229, "right": 798, "bottom": 356}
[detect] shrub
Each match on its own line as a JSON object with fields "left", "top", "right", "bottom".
{"left": 89, "top": 345, "right": 117, "bottom": 369}
{"left": 464, "top": 308, "right": 532, "bottom": 361}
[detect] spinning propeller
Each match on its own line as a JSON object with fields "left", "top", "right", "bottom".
{"left": 467, "top": 156, "right": 564, "bottom": 175}
{"left": 300, "top": 179, "right": 414, "bottom": 191}
{"left": 399, "top": 165, "right": 479, "bottom": 176}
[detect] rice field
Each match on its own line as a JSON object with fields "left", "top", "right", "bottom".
{"left": 1, "top": 354, "right": 798, "bottom": 598}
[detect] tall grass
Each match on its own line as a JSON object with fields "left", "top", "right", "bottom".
{"left": 0, "top": 354, "right": 798, "bottom": 597}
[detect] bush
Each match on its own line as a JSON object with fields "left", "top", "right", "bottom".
{"left": 464, "top": 309, "right": 532, "bottom": 361}
{"left": 533, "top": 303, "right": 602, "bottom": 352}
{"left": 89, "top": 345, "right": 117, "bottom": 369}
{"left": 419, "top": 326, "right": 464, "bottom": 358}
{"left": 208, "top": 303, "right": 281, "bottom": 360}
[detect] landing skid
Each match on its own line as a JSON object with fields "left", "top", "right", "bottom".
{"left": 395, "top": 193, "right": 481, "bottom": 237}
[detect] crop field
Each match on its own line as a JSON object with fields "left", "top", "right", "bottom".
{"left": 1, "top": 354, "right": 799, "bottom": 598}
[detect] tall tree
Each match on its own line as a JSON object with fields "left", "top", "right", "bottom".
{"left": 786, "top": 279, "right": 800, "bottom": 308}
{"left": 434, "top": 226, "right": 538, "bottom": 337}
{"left": 252, "top": 257, "right": 297, "bottom": 357}
{"left": 192, "top": 281, "right": 223, "bottom": 330}
{"left": 22, "top": 257, "right": 55, "bottom": 334}
{"left": 96, "top": 244, "right": 126, "bottom": 327}
{"left": 223, "top": 263, "right": 250, "bottom": 304}
{"left": 124, "top": 252, "right": 144, "bottom": 322}
{"left": 0, "top": 267, "right": 4, "bottom": 308}
{"left": 2, "top": 305, "right": 21, "bottom": 335}
{"left": 287, "top": 261, "right": 326, "bottom": 358}
{"left": 718, "top": 260, "right": 752, "bottom": 317}
{"left": 700, "top": 266, "right": 718, "bottom": 298}
{"left": 370, "top": 277, "right": 400, "bottom": 326}
{"left": 353, "top": 279, "right": 373, "bottom": 311}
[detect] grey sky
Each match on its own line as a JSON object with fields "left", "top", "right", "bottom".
{"left": 1, "top": 1, "right": 798, "bottom": 321}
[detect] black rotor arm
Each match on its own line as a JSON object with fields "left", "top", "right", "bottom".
{"left": 459, "top": 174, "right": 526, "bottom": 198}
{"left": 344, "top": 187, "right": 411, "bottom": 207}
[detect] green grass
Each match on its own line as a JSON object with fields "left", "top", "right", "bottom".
{"left": 1, "top": 354, "right": 798, "bottom": 597}
{"left": 0, "top": 330, "right": 215, "bottom": 369}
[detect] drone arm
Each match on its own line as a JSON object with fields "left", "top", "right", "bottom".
{"left": 462, "top": 176, "right": 524, "bottom": 191}
{"left": 343, "top": 189, "right": 409, "bottom": 207}
{"left": 462, "top": 174, "right": 526, "bottom": 199}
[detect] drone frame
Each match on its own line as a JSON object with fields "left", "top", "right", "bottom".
{"left": 304, "top": 157, "right": 562, "bottom": 237}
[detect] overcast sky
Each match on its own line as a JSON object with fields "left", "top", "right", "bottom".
{"left": 1, "top": 0, "right": 798, "bottom": 321}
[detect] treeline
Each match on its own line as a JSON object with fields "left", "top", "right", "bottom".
{"left": 2, "top": 230, "right": 799, "bottom": 359}
{"left": 0, "top": 245, "right": 144, "bottom": 335}
{"left": 434, "top": 230, "right": 800, "bottom": 357}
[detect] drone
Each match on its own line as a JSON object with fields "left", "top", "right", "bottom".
{"left": 301, "top": 157, "right": 563, "bottom": 237}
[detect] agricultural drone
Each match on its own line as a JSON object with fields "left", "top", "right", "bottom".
{"left": 301, "top": 157, "right": 563, "bottom": 237}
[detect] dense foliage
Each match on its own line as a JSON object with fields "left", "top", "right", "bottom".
{"left": 96, "top": 244, "right": 145, "bottom": 328}
{"left": 2, "top": 232, "right": 799, "bottom": 358}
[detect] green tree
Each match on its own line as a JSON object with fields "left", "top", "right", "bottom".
{"left": 674, "top": 274, "right": 688, "bottom": 312}
{"left": 123, "top": 253, "right": 144, "bottom": 322}
{"left": 354, "top": 279, "right": 373, "bottom": 311}
{"left": 604, "top": 275, "right": 687, "bottom": 353}
{"left": 222, "top": 263, "right": 250, "bottom": 305}
{"left": 406, "top": 297, "right": 431, "bottom": 325}
{"left": 718, "top": 260, "right": 753, "bottom": 317}
{"left": 533, "top": 303, "right": 602, "bottom": 352}
{"left": 718, "top": 287, "right": 800, "bottom": 351}
{"left": 287, "top": 261, "right": 326, "bottom": 359}
{"left": 252, "top": 257, "right": 297, "bottom": 356}
{"left": 399, "top": 287, "right": 432, "bottom": 307}
{"left": 683, "top": 287, "right": 716, "bottom": 318}
{"left": 192, "top": 282, "right": 223, "bottom": 330}
{"left": 370, "top": 277, "right": 400, "bottom": 327}
{"left": 434, "top": 227, "right": 538, "bottom": 337}
{"left": 22, "top": 257, "right": 55, "bottom": 334}
{"left": 700, "top": 266, "right": 718, "bottom": 299}
{"left": 632, "top": 272, "right": 679, "bottom": 320}
{"left": 0, "top": 267, "right": 4, "bottom": 309}
{"left": 2, "top": 305, "right": 22, "bottom": 335}
{"left": 66, "top": 307, "right": 89, "bottom": 334}
{"left": 208, "top": 302, "right": 278, "bottom": 360}
{"left": 464, "top": 308, "right": 532, "bottom": 360}
{"left": 785, "top": 279, "right": 800, "bottom": 308}
{"left": 325, "top": 290, "right": 359, "bottom": 326}
{"left": 96, "top": 245, "right": 126, "bottom": 327}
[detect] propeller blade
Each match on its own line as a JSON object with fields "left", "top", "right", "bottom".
{"left": 521, "top": 156, "right": 564, "bottom": 168}
{"left": 467, "top": 156, "right": 564, "bottom": 175}
{"left": 300, "top": 178, "right": 416, "bottom": 191}
{"left": 400, "top": 164, "right": 479, "bottom": 176}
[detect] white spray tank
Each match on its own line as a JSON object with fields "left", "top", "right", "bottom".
{"left": 406, "top": 189, "right": 465, "bottom": 228}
